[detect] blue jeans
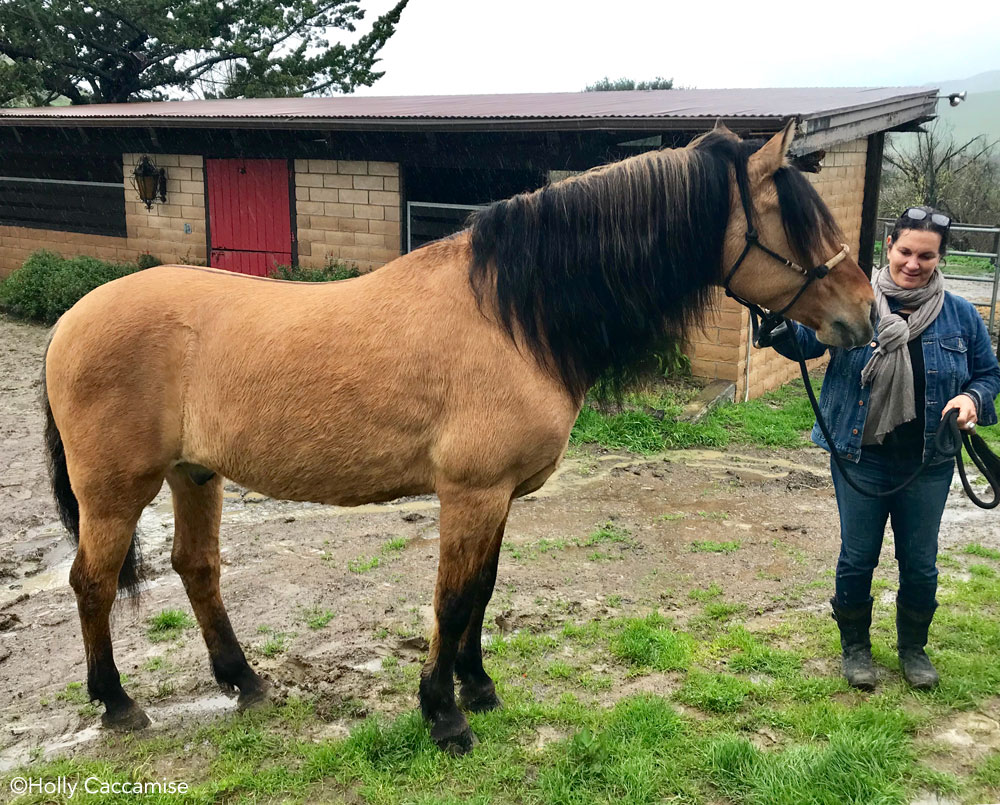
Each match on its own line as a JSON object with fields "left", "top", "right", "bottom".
{"left": 830, "top": 452, "right": 954, "bottom": 612}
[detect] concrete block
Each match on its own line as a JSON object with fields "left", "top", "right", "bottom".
{"left": 353, "top": 175, "right": 383, "bottom": 191}
{"left": 367, "top": 161, "right": 399, "bottom": 176}
{"left": 677, "top": 380, "right": 737, "bottom": 423}
{"left": 337, "top": 160, "right": 368, "bottom": 175}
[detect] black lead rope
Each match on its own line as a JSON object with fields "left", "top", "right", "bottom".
{"left": 780, "top": 318, "right": 1000, "bottom": 509}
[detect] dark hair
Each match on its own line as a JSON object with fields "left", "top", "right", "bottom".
{"left": 467, "top": 130, "right": 843, "bottom": 398}
{"left": 889, "top": 206, "right": 949, "bottom": 256}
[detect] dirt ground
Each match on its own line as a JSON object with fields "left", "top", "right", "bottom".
{"left": 1, "top": 313, "right": 998, "bottom": 775}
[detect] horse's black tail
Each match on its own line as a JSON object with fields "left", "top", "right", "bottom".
{"left": 42, "top": 336, "right": 144, "bottom": 597}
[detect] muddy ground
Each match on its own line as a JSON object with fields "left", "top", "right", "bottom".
{"left": 1, "top": 313, "right": 998, "bottom": 776}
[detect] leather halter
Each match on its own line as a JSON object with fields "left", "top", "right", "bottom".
{"left": 722, "top": 170, "right": 849, "bottom": 347}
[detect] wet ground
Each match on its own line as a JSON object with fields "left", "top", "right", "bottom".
{"left": 2, "top": 313, "right": 999, "bottom": 780}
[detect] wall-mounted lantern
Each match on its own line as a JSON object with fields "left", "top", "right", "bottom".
{"left": 131, "top": 155, "right": 167, "bottom": 210}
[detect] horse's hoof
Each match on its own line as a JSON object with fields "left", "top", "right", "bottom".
{"left": 102, "top": 702, "right": 150, "bottom": 731}
{"left": 237, "top": 682, "right": 271, "bottom": 711}
{"left": 460, "top": 688, "right": 503, "bottom": 713}
{"left": 431, "top": 720, "right": 478, "bottom": 756}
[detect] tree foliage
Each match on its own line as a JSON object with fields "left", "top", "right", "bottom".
{"left": 585, "top": 76, "right": 674, "bottom": 92}
{"left": 0, "top": 0, "right": 408, "bottom": 105}
{"left": 880, "top": 121, "right": 1000, "bottom": 225}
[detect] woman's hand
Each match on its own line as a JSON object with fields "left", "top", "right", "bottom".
{"left": 942, "top": 394, "right": 978, "bottom": 430}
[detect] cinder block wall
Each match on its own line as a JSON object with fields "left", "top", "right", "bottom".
{"left": 685, "top": 138, "right": 869, "bottom": 400}
{"left": 0, "top": 227, "right": 129, "bottom": 279}
{"left": 293, "top": 160, "right": 401, "bottom": 273}
{"left": 0, "top": 152, "right": 207, "bottom": 279}
{"left": 122, "top": 153, "right": 207, "bottom": 265}
{"left": 0, "top": 154, "right": 405, "bottom": 280}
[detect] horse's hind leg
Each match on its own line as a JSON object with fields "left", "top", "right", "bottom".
{"left": 166, "top": 469, "right": 268, "bottom": 708}
{"left": 455, "top": 515, "right": 507, "bottom": 713}
{"left": 71, "top": 489, "right": 159, "bottom": 729}
{"left": 420, "top": 485, "right": 510, "bottom": 754}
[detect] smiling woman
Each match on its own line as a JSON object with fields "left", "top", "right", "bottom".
{"left": 774, "top": 204, "right": 1000, "bottom": 694}
{"left": 887, "top": 208, "right": 952, "bottom": 290}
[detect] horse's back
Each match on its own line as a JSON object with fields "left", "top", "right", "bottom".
{"left": 46, "top": 250, "right": 579, "bottom": 505}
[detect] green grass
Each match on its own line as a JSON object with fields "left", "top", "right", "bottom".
{"left": 689, "top": 583, "right": 724, "bottom": 602}
{"left": 580, "top": 521, "right": 634, "bottom": 547}
{"left": 703, "top": 601, "right": 747, "bottom": 621}
{"left": 349, "top": 555, "right": 381, "bottom": 573}
{"left": 963, "top": 543, "right": 1000, "bottom": 560}
{"left": 940, "top": 254, "right": 996, "bottom": 276}
{"left": 257, "top": 629, "right": 291, "bottom": 657}
{"left": 690, "top": 539, "right": 742, "bottom": 554}
{"left": 9, "top": 543, "right": 1000, "bottom": 804}
{"left": 300, "top": 606, "right": 335, "bottom": 630}
{"left": 146, "top": 609, "right": 195, "bottom": 642}
{"left": 143, "top": 656, "right": 166, "bottom": 672}
{"left": 504, "top": 522, "right": 635, "bottom": 562}
{"left": 383, "top": 537, "right": 408, "bottom": 553}
{"left": 571, "top": 376, "right": 819, "bottom": 454}
{"left": 347, "top": 538, "right": 409, "bottom": 573}
{"left": 676, "top": 671, "right": 756, "bottom": 713}
{"left": 56, "top": 681, "right": 88, "bottom": 705}
{"left": 609, "top": 613, "right": 694, "bottom": 671}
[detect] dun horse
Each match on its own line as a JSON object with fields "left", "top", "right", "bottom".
{"left": 42, "top": 121, "right": 874, "bottom": 753}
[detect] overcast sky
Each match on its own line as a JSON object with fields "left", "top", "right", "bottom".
{"left": 352, "top": 0, "right": 1000, "bottom": 96}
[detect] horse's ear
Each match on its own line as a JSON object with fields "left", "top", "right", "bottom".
{"left": 750, "top": 118, "right": 798, "bottom": 176}
{"left": 713, "top": 118, "right": 734, "bottom": 136}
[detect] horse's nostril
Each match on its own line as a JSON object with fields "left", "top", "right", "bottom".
{"left": 869, "top": 303, "right": 877, "bottom": 329}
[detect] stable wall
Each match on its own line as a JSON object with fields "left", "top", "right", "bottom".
{"left": 1, "top": 154, "right": 404, "bottom": 279}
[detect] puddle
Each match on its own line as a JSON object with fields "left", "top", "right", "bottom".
{"left": 0, "top": 694, "right": 238, "bottom": 773}
{"left": 663, "top": 448, "right": 823, "bottom": 480}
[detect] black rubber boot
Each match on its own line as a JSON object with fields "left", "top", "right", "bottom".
{"left": 897, "top": 602, "right": 939, "bottom": 690}
{"left": 830, "top": 597, "right": 876, "bottom": 691}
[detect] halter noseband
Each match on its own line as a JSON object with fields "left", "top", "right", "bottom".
{"left": 722, "top": 173, "right": 849, "bottom": 348}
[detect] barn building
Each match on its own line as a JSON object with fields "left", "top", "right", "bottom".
{"left": 0, "top": 87, "right": 938, "bottom": 398}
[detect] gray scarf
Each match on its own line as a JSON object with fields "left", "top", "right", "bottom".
{"left": 860, "top": 267, "right": 945, "bottom": 445}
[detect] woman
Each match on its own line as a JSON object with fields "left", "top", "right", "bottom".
{"left": 775, "top": 206, "right": 1000, "bottom": 691}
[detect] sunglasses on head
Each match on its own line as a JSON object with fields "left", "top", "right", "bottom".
{"left": 903, "top": 207, "right": 951, "bottom": 228}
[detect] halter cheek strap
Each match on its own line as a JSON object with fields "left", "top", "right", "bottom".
{"left": 724, "top": 233, "right": 850, "bottom": 319}
{"left": 721, "top": 169, "right": 850, "bottom": 349}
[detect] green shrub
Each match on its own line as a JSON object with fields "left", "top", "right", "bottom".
{"left": 136, "top": 252, "right": 161, "bottom": 270}
{"left": 269, "top": 260, "right": 361, "bottom": 282}
{"left": 0, "top": 250, "right": 140, "bottom": 323}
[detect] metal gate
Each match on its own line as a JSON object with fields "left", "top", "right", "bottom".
{"left": 206, "top": 159, "right": 294, "bottom": 276}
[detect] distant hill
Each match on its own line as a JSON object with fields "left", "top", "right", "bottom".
{"left": 888, "top": 70, "right": 1000, "bottom": 155}
{"left": 926, "top": 70, "right": 1000, "bottom": 146}
{"left": 933, "top": 70, "right": 1000, "bottom": 97}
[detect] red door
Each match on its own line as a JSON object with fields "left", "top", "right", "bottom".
{"left": 206, "top": 159, "right": 293, "bottom": 276}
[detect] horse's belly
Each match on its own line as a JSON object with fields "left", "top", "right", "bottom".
{"left": 187, "top": 428, "right": 435, "bottom": 507}
{"left": 216, "top": 460, "right": 434, "bottom": 507}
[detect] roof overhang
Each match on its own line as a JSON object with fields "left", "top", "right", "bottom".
{"left": 0, "top": 87, "right": 939, "bottom": 151}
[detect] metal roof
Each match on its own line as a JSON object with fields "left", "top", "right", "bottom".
{"left": 0, "top": 86, "right": 938, "bottom": 150}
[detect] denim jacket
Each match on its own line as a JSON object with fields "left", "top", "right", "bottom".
{"left": 774, "top": 291, "right": 1000, "bottom": 464}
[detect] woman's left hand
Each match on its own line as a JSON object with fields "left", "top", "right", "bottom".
{"left": 943, "top": 394, "right": 978, "bottom": 430}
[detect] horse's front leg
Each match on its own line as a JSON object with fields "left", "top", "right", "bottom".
{"left": 454, "top": 515, "right": 507, "bottom": 713}
{"left": 420, "top": 486, "right": 510, "bottom": 754}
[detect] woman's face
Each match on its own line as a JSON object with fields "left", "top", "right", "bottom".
{"left": 887, "top": 229, "right": 943, "bottom": 289}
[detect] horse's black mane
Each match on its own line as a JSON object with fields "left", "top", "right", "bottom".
{"left": 467, "top": 130, "right": 842, "bottom": 398}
